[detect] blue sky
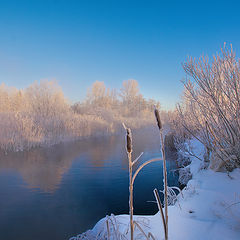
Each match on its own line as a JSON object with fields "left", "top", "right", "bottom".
{"left": 0, "top": 0, "right": 240, "bottom": 109}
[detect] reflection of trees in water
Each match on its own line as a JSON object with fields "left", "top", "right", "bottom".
{"left": 0, "top": 144, "right": 81, "bottom": 192}
{"left": 85, "top": 127, "right": 162, "bottom": 170}
{"left": 0, "top": 126, "right": 172, "bottom": 193}
{"left": 86, "top": 136, "right": 123, "bottom": 168}
{"left": 0, "top": 136, "right": 124, "bottom": 192}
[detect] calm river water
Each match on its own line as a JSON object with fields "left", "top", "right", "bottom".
{"left": 0, "top": 127, "right": 179, "bottom": 240}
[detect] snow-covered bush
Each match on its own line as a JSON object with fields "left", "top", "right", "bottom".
{"left": 0, "top": 112, "right": 43, "bottom": 151}
{"left": 174, "top": 45, "right": 240, "bottom": 171}
{"left": 177, "top": 154, "right": 191, "bottom": 168}
{"left": 178, "top": 167, "right": 192, "bottom": 185}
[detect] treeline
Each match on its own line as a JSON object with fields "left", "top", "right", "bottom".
{"left": 73, "top": 79, "right": 160, "bottom": 117}
{"left": 171, "top": 45, "right": 240, "bottom": 171}
{"left": 0, "top": 79, "right": 160, "bottom": 152}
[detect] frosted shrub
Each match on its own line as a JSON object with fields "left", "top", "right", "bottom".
{"left": 177, "top": 153, "right": 191, "bottom": 168}
{"left": 0, "top": 112, "right": 43, "bottom": 152}
{"left": 178, "top": 167, "right": 192, "bottom": 185}
{"left": 175, "top": 45, "right": 240, "bottom": 171}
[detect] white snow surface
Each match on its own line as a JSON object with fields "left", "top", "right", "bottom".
{"left": 70, "top": 140, "right": 240, "bottom": 240}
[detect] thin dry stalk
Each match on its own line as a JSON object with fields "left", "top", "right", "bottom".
{"left": 123, "top": 123, "right": 134, "bottom": 240}
{"left": 147, "top": 232, "right": 156, "bottom": 240}
{"left": 106, "top": 218, "right": 110, "bottom": 239}
{"left": 128, "top": 152, "right": 134, "bottom": 240}
{"left": 133, "top": 221, "right": 156, "bottom": 240}
{"left": 132, "top": 158, "right": 162, "bottom": 184}
{"left": 225, "top": 201, "right": 240, "bottom": 210}
{"left": 154, "top": 108, "right": 168, "bottom": 240}
{"left": 153, "top": 188, "right": 167, "bottom": 238}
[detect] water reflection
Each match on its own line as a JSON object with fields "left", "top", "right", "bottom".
{"left": 0, "top": 127, "right": 162, "bottom": 193}
{"left": 0, "top": 144, "right": 78, "bottom": 192}
{"left": 0, "top": 126, "right": 179, "bottom": 240}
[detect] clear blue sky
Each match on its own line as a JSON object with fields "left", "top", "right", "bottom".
{"left": 0, "top": 0, "right": 240, "bottom": 109}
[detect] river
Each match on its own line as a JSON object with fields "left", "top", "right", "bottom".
{"left": 0, "top": 126, "right": 179, "bottom": 240}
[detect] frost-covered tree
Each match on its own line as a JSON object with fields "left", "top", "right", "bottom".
{"left": 25, "top": 80, "right": 68, "bottom": 118}
{"left": 120, "top": 79, "right": 140, "bottom": 104}
{"left": 176, "top": 45, "right": 240, "bottom": 171}
{"left": 86, "top": 81, "right": 117, "bottom": 108}
{"left": 0, "top": 83, "right": 11, "bottom": 112}
{"left": 119, "top": 79, "right": 141, "bottom": 116}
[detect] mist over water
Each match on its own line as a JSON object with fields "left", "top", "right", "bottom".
{"left": 0, "top": 126, "right": 179, "bottom": 240}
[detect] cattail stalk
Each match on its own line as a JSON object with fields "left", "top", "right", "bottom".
{"left": 123, "top": 122, "right": 162, "bottom": 240}
{"left": 154, "top": 108, "right": 168, "bottom": 240}
{"left": 124, "top": 125, "right": 134, "bottom": 240}
{"left": 153, "top": 188, "right": 167, "bottom": 238}
{"left": 129, "top": 152, "right": 134, "bottom": 240}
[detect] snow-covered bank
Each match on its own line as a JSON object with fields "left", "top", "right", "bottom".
{"left": 70, "top": 140, "right": 240, "bottom": 240}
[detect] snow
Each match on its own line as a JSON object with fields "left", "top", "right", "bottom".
{"left": 70, "top": 139, "right": 240, "bottom": 239}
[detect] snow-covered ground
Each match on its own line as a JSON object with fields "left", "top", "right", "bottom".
{"left": 70, "top": 140, "right": 240, "bottom": 240}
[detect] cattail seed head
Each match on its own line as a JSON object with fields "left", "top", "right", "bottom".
{"left": 154, "top": 108, "right": 162, "bottom": 130}
{"left": 126, "top": 128, "right": 132, "bottom": 153}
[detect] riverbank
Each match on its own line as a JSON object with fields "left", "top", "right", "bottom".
{"left": 70, "top": 139, "right": 240, "bottom": 239}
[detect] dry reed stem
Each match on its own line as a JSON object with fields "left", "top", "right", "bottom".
{"left": 154, "top": 108, "right": 168, "bottom": 240}
{"left": 106, "top": 218, "right": 110, "bottom": 239}
{"left": 160, "top": 127, "right": 168, "bottom": 240}
{"left": 132, "top": 158, "right": 162, "bottom": 184}
{"left": 153, "top": 188, "right": 167, "bottom": 238}
{"left": 123, "top": 123, "right": 134, "bottom": 240}
{"left": 133, "top": 221, "right": 156, "bottom": 240}
{"left": 147, "top": 232, "right": 156, "bottom": 240}
{"left": 128, "top": 151, "right": 134, "bottom": 240}
{"left": 132, "top": 152, "right": 144, "bottom": 165}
